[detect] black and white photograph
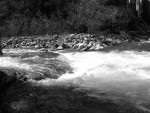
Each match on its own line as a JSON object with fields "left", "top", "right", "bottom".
{"left": 1, "top": 0, "right": 150, "bottom": 113}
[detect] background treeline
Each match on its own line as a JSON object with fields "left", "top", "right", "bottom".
{"left": 0, "top": 0, "right": 149, "bottom": 37}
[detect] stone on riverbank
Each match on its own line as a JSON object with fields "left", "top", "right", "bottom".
{"left": 2, "top": 33, "right": 146, "bottom": 52}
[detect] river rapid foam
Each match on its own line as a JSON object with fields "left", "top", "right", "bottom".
{"left": 2, "top": 49, "right": 150, "bottom": 108}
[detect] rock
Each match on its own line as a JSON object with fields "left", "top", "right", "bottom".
{"left": 45, "top": 43, "right": 51, "bottom": 48}
{"left": 53, "top": 34, "right": 60, "bottom": 39}
{"left": 15, "top": 44, "right": 20, "bottom": 48}
{"left": 89, "top": 43, "right": 96, "bottom": 51}
{"left": 73, "top": 44, "right": 78, "bottom": 49}
{"left": 30, "top": 41, "right": 37, "bottom": 46}
{"left": 62, "top": 43, "right": 70, "bottom": 49}
{"left": 78, "top": 43, "right": 86, "bottom": 50}
{"left": 95, "top": 43, "right": 104, "bottom": 50}
{"left": 21, "top": 42, "right": 26, "bottom": 46}
{"left": 69, "top": 34, "right": 76, "bottom": 38}
{"left": 40, "top": 48, "right": 48, "bottom": 52}
{"left": 2, "top": 43, "right": 7, "bottom": 48}
{"left": 57, "top": 46, "right": 63, "bottom": 50}
{"left": 54, "top": 44, "right": 59, "bottom": 48}
{"left": 82, "top": 41, "right": 93, "bottom": 51}
{"left": 34, "top": 45, "right": 40, "bottom": 49}
{"left": 102, "top": 44, "right": 107, "bottom": 48}
{"left": 81, "top": 46, "right": 88, "bottom": 51}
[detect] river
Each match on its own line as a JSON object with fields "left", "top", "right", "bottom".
{"left": 1, "top": 44, "right": 150, "bottom": 113}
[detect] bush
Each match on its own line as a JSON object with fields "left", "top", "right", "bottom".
{"left": 66, "top": 0, "right": 118, "bottom": 33}
{"left": 0, "top": 0, "right": 144, "bottom": 37}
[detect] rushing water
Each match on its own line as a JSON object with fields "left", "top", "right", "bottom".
{"left": 2, "top": 48, "right": 150, "bottom": 112}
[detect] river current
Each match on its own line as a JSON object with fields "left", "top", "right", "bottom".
{"left": 1, "top": 48, "right": 150, "bottom": 112}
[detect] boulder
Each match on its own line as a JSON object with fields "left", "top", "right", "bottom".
{"left": 57, "top": 46, "right": 63, "bottom": 50}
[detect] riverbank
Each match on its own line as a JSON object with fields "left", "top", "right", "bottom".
{"left": 2, "top": 33, "right": 149, "bottom": 52}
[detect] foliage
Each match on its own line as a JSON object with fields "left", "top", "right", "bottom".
{"left": 0, "top": 0, "right": 146, "bottom": 37}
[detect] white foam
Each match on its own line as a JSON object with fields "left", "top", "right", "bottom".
{"left": 0, "top": 57, "right": 31, "bottom": 70}
{"left": 2, "top": 49, "right": 150, "bottom": 87}
{"left": 58, "top": 51, "right": 150, "bottom": 83}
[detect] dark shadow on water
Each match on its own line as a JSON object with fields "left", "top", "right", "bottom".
{"left": 0, "top": 80, "right": 148, "bottom": 113}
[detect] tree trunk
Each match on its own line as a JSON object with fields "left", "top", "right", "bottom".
{"left": 136, "top": 0, "right": 143, "bottom": 17}
{"left": 0, "top": 36, "right": 3, "bottom": 56}
{"left": 0, "top": 45, "right": 3, "bottom": 56}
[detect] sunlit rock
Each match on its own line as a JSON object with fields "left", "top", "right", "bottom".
{"left": 95, "top": 43, "right": 104, "bottom": 50}
{"left": 57, "top": 46, "right": 63, "bottom": 50}
{"left": 89, "top": 43, "right": 96, "bottom": 51}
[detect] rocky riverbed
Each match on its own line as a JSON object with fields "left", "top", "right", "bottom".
{"left": 2, "top": 33, "right": 146, "bottom": 51}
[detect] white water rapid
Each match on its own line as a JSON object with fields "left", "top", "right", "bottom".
{"left": 2, "top": 48, "right": 150, "bottom": 112}
{"left": 2, "top": 49, "right": 150, "bottom": 101}
{"left": 59, "top": 51, "right": 150, "bottom": 81}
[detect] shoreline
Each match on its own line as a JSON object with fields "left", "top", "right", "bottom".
{"left": 3, "top": 33, "right": 148, "bottom": 52}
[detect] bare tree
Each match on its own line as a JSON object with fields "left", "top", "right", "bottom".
{"left": 136, "top": 0, "right": 143, "bottom": 17}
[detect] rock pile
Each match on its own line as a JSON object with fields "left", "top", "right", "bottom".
{"left": 2, "top": 33, "right": 131, "bottom": 51}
